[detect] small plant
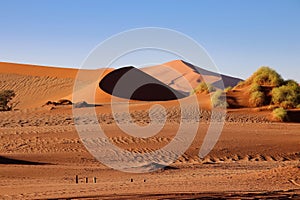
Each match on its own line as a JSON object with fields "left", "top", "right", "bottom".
{"left": 249, "top": 91, "right": 265, "bottom": 107}
{"left": 224, "top": 86, "right": 232, "bottom": 92}
{"left": 271, "top": 80, "right": 300, "bottom": 108}
{"left": 284, "top": 79, "right": 299, "bottom": 88}
{"left": 0, "top": 90, "right": 16, "bottom": 111}
{"left": 211, "top": 90, "right": 228, "bottom": 108}
{"left": 267, "top": 105, "right": 278, "bottom": 110}
{"left": 249, "top": 83, "right": 261, "bottom": 93}
{"left": 272, "top": 107, "right": 287, "bottom": 122}
{"left": 235, "top": 81, "right": 246, "bottom": 88}
{"left": 191, "top": 82, "right": 215, "bottom": 95}
{"left": 279, "top": 101, "right": 294, "bottom": 109}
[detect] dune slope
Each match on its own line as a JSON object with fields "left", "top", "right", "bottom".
{"left": 0, "top": 62, "right": 112, "bottom": 109}
{"left": 141, "top": 60, "right": 242, "bottom": 94}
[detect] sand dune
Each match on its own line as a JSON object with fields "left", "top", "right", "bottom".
{"left": 0, "top": 73, "right": 74, "bottom": 109}
{"left": 0, "top": 62, "right": 113, "bottom": 109}
{"left": 141, "top": 60, "right": 242, "bottom": 94}
{"left": 0, "top": 60, "right": 240, "bottom": 109}
{"left": 99, "top": 66, "right": 186, "bottom": 101}
{"left": 0, "top": 61, "right": 299, "bottom": 199}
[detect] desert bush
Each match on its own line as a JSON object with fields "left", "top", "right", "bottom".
{"left": 0, "top": 90, "right": 16, "bottom": 111}
{"left": 191, "top": 82, "right": 215, "bottom": 95}
{"left": 234, "top": 81, "right": 246, "bottom": 89}
{"left": 224, "top": 86, "right": 232, "bottom": 92}
{"left": 248, "top": 83, "right": 265, "bottom": 107}
{"left": 279, "top": 101, "right": 294, "bottom": 109}
{"left": 271, "top": 81, "right": 300, "bottom": 108}
{"left": 211, "top": 90, "right": 228, "bottom": 108}
{"left": 249, "top": 83, "right": 261, "bottom": 93}
{"left": 249, "top": 91, "right": 265, "bottom": 107}
{"left": 247, "top": 66, "right": 283, "bottom": 86}
{"left": 272, "top": 107, "right": 287, "bottom": 121}
{"left": 267, "top": 105, "right": 279, "bottom": 110}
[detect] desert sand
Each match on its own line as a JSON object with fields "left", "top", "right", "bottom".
{"left": 0, "top": 61, "right": 299, "bottom": 199}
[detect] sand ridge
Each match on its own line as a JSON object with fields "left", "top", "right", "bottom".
{"left": 141, "top": 60, "right": 242, "bottom": 94}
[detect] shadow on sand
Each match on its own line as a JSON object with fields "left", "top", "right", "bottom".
{"left": 287, "top": 110, "right": 300, "bottom": 123}
{"left": 0, "top": 156, "right": 49, "bottom": 165}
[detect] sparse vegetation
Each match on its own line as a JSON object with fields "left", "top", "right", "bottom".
{"left": 247, "top": 66, "right": 284, "bottom": 86}
{"left": 247, "top": 82, "right": 267, "bottom": 107}
{"left": 211, "top": 90, "right": 228, "bottom": 108}
{"left": 44, "top": 99, "right": 73, "bottom": 106}
{"left": 190, "top": 82, "right": 215, "bottom": 95}
{"left": 249, "top": 83, "right": 261, "bottom": 93}
{"left": 224, "top": 86, "right": 232, "bottom": 92}
{"left": 272, "top": 107, "right": 287, "bottom": 122}
{"left": 234, "top": 80, "right": 246, "bottom": 89}
{"left": 243, "top": 66, "right": 299, "bottom": 108}
{"left": 191, "top": 66, "right": 299, "bottom": 112}
{"left": 0, "top": 90, "right": 16, "bottom": 111}
{"left": 271, "top": 80, "right": 300, "bottom": 109}
{"left": 249, "top": 91, "right": 265, "bottom": 107}
{"left": 284, "top": 79, "right": 300, "bottom": 88}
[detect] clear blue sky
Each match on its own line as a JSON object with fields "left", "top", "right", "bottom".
{"left": 0, "top": 0, "right": 299, "bottom": 81}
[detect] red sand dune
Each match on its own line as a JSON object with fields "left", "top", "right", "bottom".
{"left": 0, "top": 62, "right": 112, "bottom": 109}
{"left": 0, "top": 61, "right": 299, "bottom": 199}
{"left": 99, "top": 66, "right": 186, "bottom": 101}
{"left": 141, "top": 60, "right": 242, "bottom": 94}
{"left": 0, "top": 60, "right": 241, "bottom": 109}
{"left": 0, "top": 62, "right": 79, "bottom": 79}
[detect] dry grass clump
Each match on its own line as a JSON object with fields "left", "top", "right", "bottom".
{"left": 249, "top": 91, "right": 265, "bottom": 107}
{"left": 249, "top": 83, "right": 261, "bottom": 93}
{"left": 271, "top": 80, "right": 300, "bottom": 109}
{"left": 224, "top": 86, "right": 232, "bottom": 93}
{"left": 191, "top": 82, "right": 215, "bottom": 95}
{"left": 0, "top": 90, "right": 16, "bottom": 111}
{"left": 211, "top": 90, "right": 228, "bottom": 108}
{"left": 272, "top": 107, "right": 288, "bottom": 122}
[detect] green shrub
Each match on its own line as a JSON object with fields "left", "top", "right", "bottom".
{"left": 249, "top": 91, "right": 265, "bottom": 107}
{"left": 279, "top": 101, "right": 294, "bottom": 109}
{"left": 0, "top": 90, "right": 16, "bottom": 111}
{"left": 235, "top": 81, "right": 246, "bottom": 88}
{"left": 284, "top": 79, "right": 299, "bottom": 89}
{"left": 272, "top": 107, "right": 287, "bottom": 122}
{"left": 211, "top": 90, "right": 228, "bottom": 108}
{"left": 249, "top": 83, "right": 261, "bottom": 93}
{"left": 271, "top": 81, "right": 300, "bottom": 108}
{"left": 191, "top": 82, "right": 215, "bottom": 95}
{"left": 248, "top": 66, "right": 283, "bottom": 86}
{"left": 224, "top": 86, "right": 232, "bottom": 92}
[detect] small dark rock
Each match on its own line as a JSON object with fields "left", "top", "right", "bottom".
{"left": 73, "top": 101, "right": 89, "bottom": 108}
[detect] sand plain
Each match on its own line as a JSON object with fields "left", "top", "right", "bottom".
{"left": 0, "top": 61, "right": 299, "bottom": 199}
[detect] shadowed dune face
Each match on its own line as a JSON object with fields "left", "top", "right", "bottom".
{"left": 99, "top": 66, "right": 187, "bottom": 101}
